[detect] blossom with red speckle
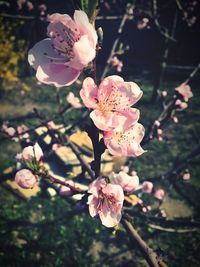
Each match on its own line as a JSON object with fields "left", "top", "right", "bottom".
{"left": 87, "top": 177, "right": 124, "bottom": 227}
{"left": 103, "top": 122, "right": 145, "bottom": 157}
{"left": 28, "top": 11, "right": 97, "bottom": 87}
{"left": 80, "top": 75, "right": 142, "bottom": 132}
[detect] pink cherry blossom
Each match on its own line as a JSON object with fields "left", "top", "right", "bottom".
{"left": 60, "top": 180, "right": 78, "bottom": 196}
{"left": 161, "top": 90, "right": 167, "bottom": 97}
{"left": 15, "top": 153, "right": 22, "bottom": 161}
{"left": 154, "top": 120, "right": 160, "bottom": 127}
{"left": 171, "top": 116, "right": 178, "bottom": 123}
{"left": 175, "top": 83, "right": 193, "bottom": 100}
{"left": 182, "top": 172, "right": 190, "bottom": 180}
{"left": 80, "top": 75, "right": 142, "bottom": 131}
{"left": 5, "top": 127, "right": 16, "bottom": 137}
{"left": 88, "top": 177, "right": 124, "bottom": 227}
{"left": 137, "top": 18, "right": 149, "bottom": 30}
{"left": 175, "top": 99, "right": 188, "bottom": 111}
{"left": 66, "top": 92, "right": 82, "bottom": 108}
{"left": 142, "top": 181, "right": 153, "bottom": 193}
{"left": 22, "top": 143, "right": 43, "bottom": 162}
{"left": 110, "top": 171, "right": 139, "bottom": 192}
{"left": 52, "top": 143, "right": 61, "bottom": 151}
{"left": 154, "top": 189, "right": 165, "bottom": 200}
{"left": 47, "top": 120, "right": 57, "bottom": 129}
{"left": 131, "top": 170, "right": 137, "bottom": 176}
{"left": 15, "top": 169, "right": 37, "bottom": 189}
{"left": 28, "top": 11, "right": 97, "bottom": 87}
{"left": 157, "top": 128, "right": 163, "bottom": 136}
{"left": 104, "top": 122, "right": 146, "bottom": 157}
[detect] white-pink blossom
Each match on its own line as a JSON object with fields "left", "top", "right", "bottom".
{"left": 175, "top": 83, "right": 193, "bottom": 101}
{"left": 142, "top": 181, "right": 153, "bottom": 193}
{"left": 66, "top": 92, "right": 82, "bottom": 108}
{"left": 154, "top": 189, "right": 165, "bottom": 200}
{"left": 80, "top": 75, "right": 142, "bottom": 132}
{"left": 28, "top": 11, "right": 97, "bottom": 87}
{"left": 22, "top": 143, "right": 43, "bottom": 162}
{"left": 88, "top": 177, "right": 124, "bottom": 228}
{"left": 103, "top": 122, "right": 146, "bottom": 157}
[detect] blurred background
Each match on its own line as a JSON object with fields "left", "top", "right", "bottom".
{"left": 0, "top": 0, "right": 200, "bottom": 266}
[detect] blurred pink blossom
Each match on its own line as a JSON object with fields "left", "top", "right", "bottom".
{"left": 175, "top": 99, "right": 188, "bottom": 111}
{"left": 110, "top": 171, "right": 139, "bottom": 192}
{"left": 175, "top": 83, "right": 193, "bottom": 101}
{"left": 28, "top": 11, "right": 97, "bottom": 87}
{"left": 15, "top": 169, "right": 37, "bottom": 189}
{"left": 47, "top": 120, "right": 57, "bottom": 129}
{"left": 88, "top": 177, "right": 124, "bottom": 227}
{"left": 60, "top": 180, "right": 78, "bottom": 196}
{"left": 22, "top": 143, "right": 43, "bottom": 162}
{"left": 142, "top": 181, "right": 153, "bottom": 193}
{"left": 171, "top": 116, "right": 178, "bottom": 123}
{"left": 157, "top": 128, "right": 163, "bottom": 136}
{"left": 137, "top": 18, "right": 149, "bottom": 30}
{"left": 161, "top": 90, "right": 167, "bottom": 97}
{"left": 104, "top": 122, "right": 146, "bottom": 157}
{"left": 154, "top": 120, "right": 160, "bottom": 127}
{"left": 80, "top": 75, "right": 142, "bottom": 131}
{"left": 182, "top": 172, "right": 190, "bottom": 180}
{"left": 52, "top": 143, "right": 61, "bottom": 151}
{"left": 66, "top": 92, "right": 82, "bottom": 108}
{"left": 154, "top": 189, "right": 165, "bottom": 200}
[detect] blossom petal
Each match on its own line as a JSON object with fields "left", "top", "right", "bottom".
{"left": 70, "top": 35, "right": 96, "bottom": 69}
{"left": 28, "top": 38, "right": 65, "bottom": 70}
{"left": 80, "top": 77, "right": 98, "bottom": 108}
{"left": 74, "top": 10, "right": 97, "bottom": 48}
{"left": 99, "top": 210, "right": 122, "bottom": 228}
{"left": 36, "top": 64, "right": 81, "bottom": 87}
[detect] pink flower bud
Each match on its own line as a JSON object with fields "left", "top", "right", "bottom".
{"left": 52, "top": 143, "right": 61, "bottom": 151}
{"left": 15, "top": 153, "right": 22, "bottom": 161}
{"left": 22, "top": 143, "right": 43, "bottom": 162}
{"left": 154, "top": 120, "right": 160, "bottom": 127}
{"left": 15, "top": 169, "right": 37, "bottom": 189}
{"left": 5, "top": 127, "right": 16, "bottom": 137}
{"left": 131, "top": 170, "right": 137, "bottom": 176}
{"left": 111, "top": 171, "right": 139, "bottom": 192}
{"left": 175, "top": 83, "right": 193, "bottom": 100}
{"left": 66, "top": 92, "right": 82, "bottom": 108}
{"left": 157, "top": 128, "right": 163, "bottom": 136}
{"left": 59, "top": 180, "right": 78, "bottom": 196}
{"left": 154, "top": 189, "right": 165, "bottom": 200}
{"left": 161, "top": 90, "right": 167, "bottom": 97}
{"left": 142, "top": 181, "right": 153, "bottom": 193}
{"left": 182, "top": 173, "right": 190, "bottom": 180}
{"left": 172, "top": 116, "right": 178, "bottom": 123}
{"left": 142, "top": 207, "right": 147, "bottom": 213}
{"left": 175, "top": 100, "right": 188, "bottom": 111}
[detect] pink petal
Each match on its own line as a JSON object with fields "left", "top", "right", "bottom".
{"left": 90, "top": 110, "right": 121, "bottom": 131}
{"left": 70, "top": 35, "right": 96, "bottom": 69}
{"left": 104, "top": 123, "right": 146, "bottom": 157}
{"left": 28, "top": 38, "right": 66, "bottom": 70}
{"left": 99, "top": 209, "right": 122, "bottom": 228}
{"left": 88, "top": 195, "right": 99, "bottom": 217}
{"left": 36, "top": 64, "right": 81, "bottom": 87}
{"left": 80, "top": 77, "right": 98, "bottom": 108}
{"left": 73, "top": 10, "right": 97, "bottom": 48}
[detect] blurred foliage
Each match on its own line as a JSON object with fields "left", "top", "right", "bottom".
{"left": 0, "top": 18, "right": 29, "bottom": 94}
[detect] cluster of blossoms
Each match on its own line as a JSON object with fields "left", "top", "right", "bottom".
{"left": 80, "top": 75, "right": 146, "bottom": 157}
{"left": 15, "top": 143, "right": 43, "bottom": 189}
{"left": 2, "top": 122, "right": 30, "bottom": 142}
{"left": 142, "top": 181, "right": 165, "bottom": 200}
{"left": 175, "top": 83, "right": 193, "bottom": 112}
{"left": 111, "top": 56, "right": 123, "bottom": 72}
{"left": 17, "top": 0, "right": 33, "bottom": 11}
{"left": 27, "top": 10, "right": 147, "bottom": 227}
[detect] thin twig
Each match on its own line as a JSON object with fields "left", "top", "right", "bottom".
{"left": 122, "top": 218, "right": 167, "bottom": 267}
